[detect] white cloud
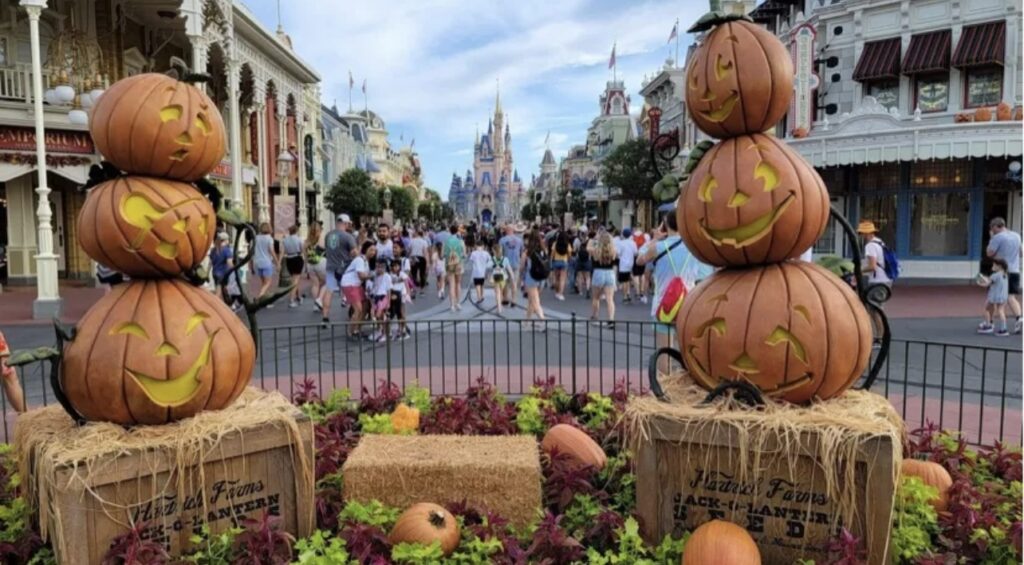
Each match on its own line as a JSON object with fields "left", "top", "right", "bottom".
{"left": 251, "top": 0, "right": 703, "bottom": 194}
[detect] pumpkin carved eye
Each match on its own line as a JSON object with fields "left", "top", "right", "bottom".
{"left": 186, "top": 312, "right": 210, "bottom": 335}
{"left": 120, "top": 192, "right": 203, "bottom": 260}
{"left": 714, "top": 53, "right": 733, "bottom": 81}
{"left": 160, "top": 105, "right": 183, "bottom": 122}
{"left": 697, "top": 174, "right": 718, "bottom": 203}
{"left": 764, "top": 326, "right": 808, "bottom": 364}
{"left": 111, "top": 322, "right": 148, "bottom": 339}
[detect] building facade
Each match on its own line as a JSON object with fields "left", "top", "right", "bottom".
{"left": 450, "top": 91, "right": 524, "bottom": 224}
{"left": 0, "top": 0, "right": 322, "bottom": 290}
{"left": 529, "top": 148, "right": 559, "bottom": 206}
{"left": 747, "top": 0, "right": 1022, "bottom": 280}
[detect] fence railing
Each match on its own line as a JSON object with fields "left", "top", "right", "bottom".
{"left": 5, "top": 320, "right": 1021, "bottom": 447}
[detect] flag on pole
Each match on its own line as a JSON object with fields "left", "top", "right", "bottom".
{"left": 608, "top": 43, "right": 617, "bottom": 69}
{"left": 667, "top": 22, "right": 678, "bottom": 43}
{"left": 544, "top": 130, "right": 550, "bottom": 145}
{"left": 349, "top": 71, "right": 354, "bottom": 89}
{"left": 361, "top": 79, "right": 367, "bottom": 94}
{"left": 410, "top": 138, "right": 415, "bottom": 149}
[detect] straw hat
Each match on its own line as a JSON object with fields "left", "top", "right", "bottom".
{"left": 856, "top": 220, "right": 878, "bottom": 235}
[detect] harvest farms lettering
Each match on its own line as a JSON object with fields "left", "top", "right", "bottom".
{"left": 688, "top": 469, "right": 830, "bottom": 505}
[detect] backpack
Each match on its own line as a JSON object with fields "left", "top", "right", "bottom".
{"left": 529, "top": 251, "right": 550, "bottom": 281}
{"left": 654, "top": 240, "right": 692, "bottom": 324}
{"left": 577, "top": 242, "right": 590, "bottom": 262}
{"left": 881, "top": 243, "right": 900, "bottom": 281}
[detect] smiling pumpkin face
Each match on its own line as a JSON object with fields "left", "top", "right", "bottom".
{"left": 685, "top": 19, "right": 794, "bottom": 138}
{"left": 676, "top": 262, "right": 872, "bottom": 404}
{"left": 89, "top": 73, "right": 226, "bottom": 181}
{"left": 62, "top": 279, "right": 255, "bottom": 425}
{"left": 678, "top": 133, "right": 829, "bottom": 267}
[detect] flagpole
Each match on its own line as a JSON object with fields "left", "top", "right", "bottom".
{"left": 675, "top": 19, "right": 680, "bottom": 68}
{"left": 613, "top": 41, "right": 617, "bottom": 83}
{"left": 348, "top": 73, "right": 353, "bottom": 113}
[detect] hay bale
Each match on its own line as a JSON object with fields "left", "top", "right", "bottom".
{"left": 627, "top": 374, "right": 903, "bottom": 565}
{"left": 343, "top": 434, "right": 542, "bottom": 528}
{"left": 14, "top": 388, "right": 313, "bottom": 564}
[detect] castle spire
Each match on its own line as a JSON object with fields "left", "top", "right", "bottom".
{"left": 495, "top": 77, "right": 502, "bottom": 115}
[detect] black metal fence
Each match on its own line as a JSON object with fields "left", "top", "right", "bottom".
{"left": 5, "top": 319, "right": 1021, "bottom": 446}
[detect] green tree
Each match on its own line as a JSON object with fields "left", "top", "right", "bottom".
{"left": 326, "top": 168, "right": 379, "bottom": 220}
{"left": 439, "top": 203, "right": 455, "bottom": 223}
{"left": 538, "top": 202, "right": 553, "bottom": 220}
{"left": 521, "top": 201, "right": 536, "bottom": 221}
{"left": 381, "top": 186, "right": 415, "bottom": 222}
{"left": 600, "top": 138, "right": 660, "bottom": 207}
{"left": 569, "top": 188, "right": 586, "bottom": 218}
{"left": 417, "top": 200, "right": 436, "bottom": 222}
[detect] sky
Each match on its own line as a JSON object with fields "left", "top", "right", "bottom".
{"left": 243, "top": 0, "right": 705, "bottom": 200}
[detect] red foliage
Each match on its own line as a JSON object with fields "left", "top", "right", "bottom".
{"left": 524, "top": 512, "right": 584, "bottom": 564}
{"left": 292, "top": 377, "right": 320, "bottom": 406}
{"left": 358, "top": 381, "right": 403, "bottom": 415}
{"left": 824, "top": 528, "right": 866, "bottom": 565}
{"left": 339, "top": 523, "right": 391, "bottom": 563}
{"left": 101, "top": 522, "right": 170, "bottom": 565}
{"left": 232, "top": 512, "right": 294, "bottom": 565}
{"left": 542, "top": 450, "right": 600, "bottom": 512}
{"left": 420, "top": 378, "right": 517, "bottom": 435}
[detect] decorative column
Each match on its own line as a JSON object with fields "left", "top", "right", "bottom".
{"left": 226, "top": 59, "right": 244, "bottom": 209}
{"left": 296, "top": 119, "right": 308, "bottom": 238}
{"left": 277, "top": 96, "right": 289, "bottom": 230}
{"left": 254, "top": 98, "right": 270, "bottom": 223}
{"left": 22, "top": 0, "right": 61, "bottom": 318}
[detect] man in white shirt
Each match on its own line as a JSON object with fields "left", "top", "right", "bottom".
{"left": 615, "top": 228, "right": 639, "bottom": 302}
{"left": 987, "top": 217, "right": 1023, "bottom": 333}
{"left": 375, "top": 223, "right": 394, "bottom": 263}
{"left": 857, "top": 220, "right": 891, "bottom": 285}
{"left": 408, "top": 230, "right": 430, "bottom": 293}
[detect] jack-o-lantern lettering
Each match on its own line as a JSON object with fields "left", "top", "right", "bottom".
{"left": 685, "top": 19, "right": 794, "bottom": 138}
{"left": 62, "top": 279, "right": 255, "bottom": 425}
{"left": 678, "top": 133, "right": 829, "bottom": 266}
{"left": 78, "top": 176, "right": 215, "bottom": 277}
{"left": 677, "top": 262, "right": 872, "bottom": 404}
{"left": 89, "top": 73, "right": 226, "bottom": 181}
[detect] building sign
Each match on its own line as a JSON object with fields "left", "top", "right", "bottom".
{"left": 790, "top": 23, "right": 818, "bottom": 134}
{"left": 647, "top": 107, "right": 663, "bottom": 141}
{"left": 209, "top": 160, "right": 232, "bottom": 181}
{"left": 0, "top": 126, "right": 94, "bottom": 154}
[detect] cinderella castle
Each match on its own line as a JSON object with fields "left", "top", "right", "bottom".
{"left": 450, "top": 89, "right": 524, "bottom": 224}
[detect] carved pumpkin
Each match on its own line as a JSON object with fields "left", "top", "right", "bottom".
{"left": 391, "top": 403, "right": 420, "bottom": 433}
{"left": 62, "top": 279, "right": 255, "bottom": 425}
{"left": 1015, "top": 106, "right": 1024, "bottom": 121}
{"left": 77, "top": 176, "right": 215, "bottom": 277}
{"left": 996, "top": 101, "right": 1012, "bottom": 121}
{"left": 389, "top": 503, "right": 460, "bottom": 556}
{"left": 89, "top": 73, "right": 226, "bottom": 181}
{"left": 974, "top": 106, "right": 993, "bottom": 122}
{"left": 677, "top": 133, "right": 829, "bottom": 266}
{"left": 541, "top": 424, "right": 607, "bottom": 470}
{"left": 902, "top": 459, "right": 953, "bottom": 512}
{"left": 685, "top": 19, "right": 793, "bottom": 138}
{"left": 682, "top": 520, "right": 761, "bottom": 565}
{"left": 677, "top": 261, "right": 872, "bottom": 404}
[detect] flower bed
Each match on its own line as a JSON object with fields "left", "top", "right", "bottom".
{"left": 0, "top": 378, "right": 1020, "bottom": 564}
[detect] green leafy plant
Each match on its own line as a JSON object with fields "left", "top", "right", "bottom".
{"left": 293, "top": 530, "right": 350, "bottom": 564}
{"left": 445, "top": 536, "right": 504, "bottom": 564}
{"left": 391, "top": 541, "right": 445, "bottom": 564}
{"left": 582, "top": 392, "right": 615, "bottom": 430}
{"left": 890, "top": 476, "right": 939, "bottom": 563}
{"left": 358, "top": 413, "right": 397, "bottom": 435}
{"left": 181, "top": 524, "right": 241, "bottom": 564}
{"left": 562, "top": 494, "right": 603, "bottom": 537}
{"left": 339, "top": 500, "right": 401, "bottom": 530}
{"left": 516, "top": 396, "right": 549, "bottom": 436}
{"left": 402, "top": 382, "right": 432, "bottom": 415}
{"left": 585, "top": 516, "right": 676, "bottom": 564}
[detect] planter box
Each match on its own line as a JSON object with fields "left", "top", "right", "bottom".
{"left": 628, "top": 379, "right": 901, "bottom": 565}
{"left": 17, "top": 389, "right": 314, "bottom": 564}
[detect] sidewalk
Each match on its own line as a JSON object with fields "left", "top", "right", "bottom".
{"left": 0, "top": 281, "right": 992, "bottom": 326}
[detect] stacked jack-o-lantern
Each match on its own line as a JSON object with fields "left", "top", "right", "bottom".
{"left": 61, "top": 73, "right": 255, "bottom": 425}
{"left": 676, "top": 16, "right": 872, "bottom": 404}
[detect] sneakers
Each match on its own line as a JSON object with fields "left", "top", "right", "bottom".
{"left": 995, "top": 329, "right": 1010, "bottom": 337}
{"left": 640, "top": 295, "right": 648, "bottom": 305}
{"left": 978, "top": 322, "right": 994, "bottom": 334}
{"left": 288, "top": 300, "right": 299, "bottom": 308}
{"left": 1015, "top": 318, "right": 1022, "bottom": 334}
{"left": 321, "top": 317, "right": 329, "bottom": 328}
{"left": 314, "top": 298, "right": 323, "bottom": 311}
{"left": 555, "top": 294, "right": 565, "bottom": 301}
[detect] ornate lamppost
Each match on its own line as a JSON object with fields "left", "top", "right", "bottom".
{"left": 277, "top": 147, "right": 295, "bottom": 225}
{"left": 382, "top": 185, "right": 393, "bottom": 226}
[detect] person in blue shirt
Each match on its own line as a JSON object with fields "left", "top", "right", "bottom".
{"left": 499, "top": 224, "right": 524, "bottom": 307}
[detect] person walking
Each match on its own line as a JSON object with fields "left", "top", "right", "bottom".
{"left": 574, "top": 231, "right": 593, "bottom": 298}
{"left": 319, "top": 214, "right": 357, "bottom": 326}
{"left": 857, "top": 221, "right": 891, "bottom": 289}
{"left": 986, "top": 217, "right": 1022, "bottom": 333}
{"left": 305, "top": 221, "right": 326, "bottom": 307}
{"left": 550, "top": 230, "right": 572, "bottom": 301}
{"left": 632, "top": 229, "right": 650, "bottom": 304}
{"left": 252, "top": 222, "right": 278, "bottom": 303}
{"left": 468, "top": 236, "right": 493, "bottom": 304}
{"left": 588, "top": 231, "right": 618, "bottom": 328}
{"left": 521, "top": 230, "right": 548, "bottom": 331}
{"left": 977, "top": 257, "right": 1011, "bottom": 337}
{"left": 637, "top": 213, "right": 713, "bottom": 372}
{"left": 615, "top": 228, "right": 638, "bottom": 303}
{"left": 339, "top": 241, "right": 373, "bottom": 338}
{"left": 282, "top": 225, "right": 305, "bottom": 308}
{"left": 442, "top": 224, "right": 467, "bottom": 312}
{"left": 409, "top": 229, "right": 430, "bottom": 294}
{"left": 499, "top": 224, "right": 524, "bottom": 307}
{"left": 209, "top": 232, "right": 234, "bottom": 305}
{"left": 491, "top": 242, "right": 512, "bottom": 315}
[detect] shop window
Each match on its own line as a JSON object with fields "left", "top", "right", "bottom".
{"left": 964, "top": 67, "right": 1002, "bottom": 108}
{"left": 911, "top": 160, "right": 971, "bottom": 188}
{"left": 910, "top": 192, "right": 970, "bottom": 256}
{"left": 858, "top": 163, "right": 901, "bottom": 191}
{"left": 915, "top": 75, "right": 949, "bottom": 112}
{"left": 858, "top": 193, "right": 898, "bottom": 248}
{"left": 867, "top": 80, "right": 899, "bottom": 109}
{"left": 817, "top": 166, "right": 848, "bottom": 194}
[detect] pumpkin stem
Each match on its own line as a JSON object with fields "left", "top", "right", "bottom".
{"left": 687, "top": 11, "right": 753, "bottom": 34}
{"left": 182, "top": 72, "right": 212, "bottom": 84}
{"left": 428, "top": 510, "right": 447, "bottom": 528}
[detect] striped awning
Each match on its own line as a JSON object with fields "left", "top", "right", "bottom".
{"left": 852, "top": 38, "right": 901, "bottom": 82}
{"left": 902, "top": 30, "right": 951, "bottom": 75}
{"left": 953, "top": 21, "right": 1006, "bottom": 68}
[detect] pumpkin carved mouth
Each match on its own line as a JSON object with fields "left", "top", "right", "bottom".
{"left": 127, "top": 330, "right": 219, "bottom": 407}
{"left": 686, "top": 345, "right": 813, "bottom": 397}
{"left": 699, "top": 192, "right": 795, "bottom": 247}
{"left": 700, "top": 90, "right": 740, "bottom": 123}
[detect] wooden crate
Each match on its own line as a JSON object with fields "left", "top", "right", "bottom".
{"left": 634, "top": 414, "right": 897, "bottom": 565}
{"left": 28, "top": 410, "right": 313, "bottom": 564}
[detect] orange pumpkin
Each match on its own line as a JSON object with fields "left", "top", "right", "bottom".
{"left": 677, "top": 262, "right": 872, "bottom": 404}
{"left": 974, "top": 106, "right": 993, "bottom": 122}
{"left": 541, "top": 424, "right": 607, "bottom": 470}
{"left": 1015, "top": 106, "right": 1023, "bottom": 121}
{"left": 902, "top": 459, "right": 953, "bottom": 512}
{"left": 389, "top": 503, "right": 460, "bottom": 556}
{"left": 996, "top": 101, "right": 1012, "bottom": 121}
{"left": 685, "top": 19, "right": 793, "bottom": 138}
{"left": 89, "top": 73, "right": 226, "bottom": 181}
{"left": 677, "top": 133, "right": 829, "bottom": 266}
{"left": 62, "top": 279, "right": 254, "bottom": 425}
{"left": 78, "top": 176, "right": 215, "bottom": 277}
{"left": 682, "top": 520, "right": 761, "bottom": 565}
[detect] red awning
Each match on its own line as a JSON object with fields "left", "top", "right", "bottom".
{"left": 902, "top": 30, "right": 951, "bottom": 74}
{"left": 853, "top": 38, "right": 901, "bottom": 82}
{"left": 953, "top": 21, "right": 1006, "bottom": 68}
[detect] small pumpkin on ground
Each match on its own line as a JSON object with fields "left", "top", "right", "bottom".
{"left": 682, "top": 519, "right": 761, "bottom": 564}
{"left": 89, "top": 72, "right": 226, "bottom": 181}
{"left": 389, "top": 502, "right": 460, "bottom": 556}
{"left": 902, "top": 459, "right": 953, "bottom": 512}
{"left": 996, "top": 101, "right": 1012, "bottom": 121}
{"left": 974, "top": 106, "right": 993, "bottom": 122}
{"left": 391, "top": 403, "right": 420, "bottom": 433}
{"left": 541, "top": 423, "right": 607, "bottom": 470}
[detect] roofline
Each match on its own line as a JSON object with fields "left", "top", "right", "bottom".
{"left": 232, "top": 2, "right": 320, "bottom": 84}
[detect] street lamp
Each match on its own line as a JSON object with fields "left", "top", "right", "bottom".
{"left": 383, "top": 186, "right": 393, "bottom": 210}
{"left": 277, "top": 148, "right": 295, "bottom": 221}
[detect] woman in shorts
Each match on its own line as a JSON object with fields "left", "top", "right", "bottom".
{"left": 282, "top": 225, "right": 305, "bottom": 307}
{"left": 588, "top": 231, "right": 619, "bottom": 328}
